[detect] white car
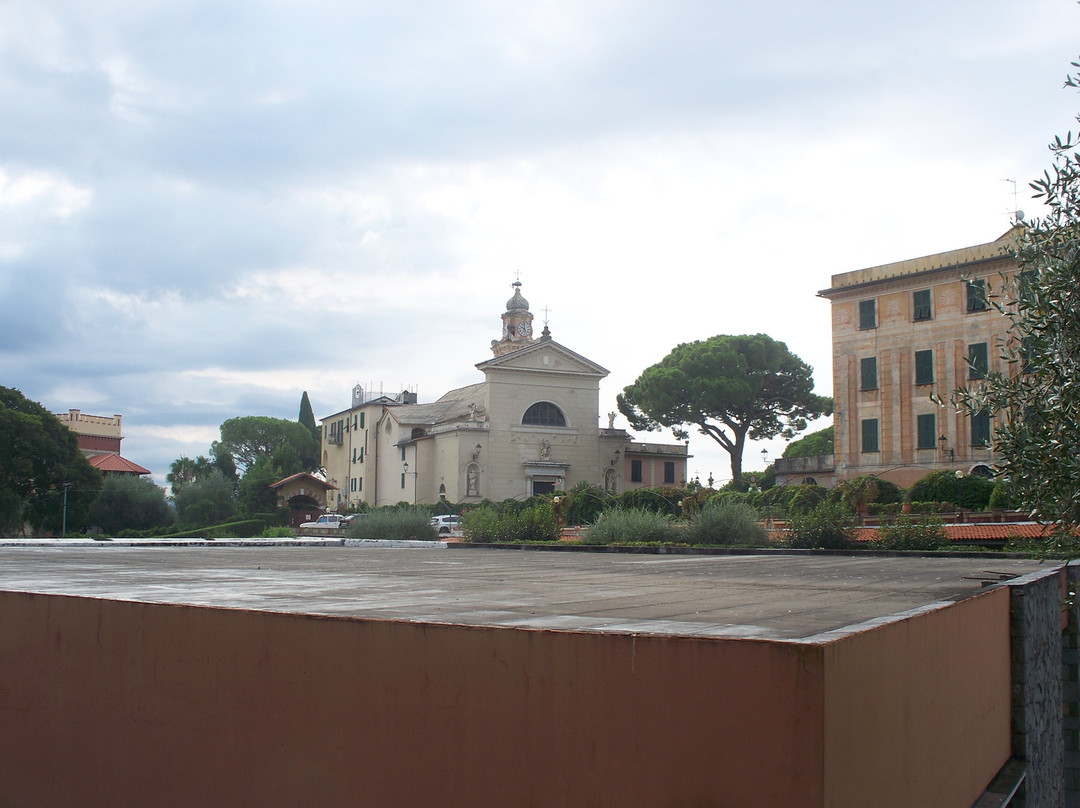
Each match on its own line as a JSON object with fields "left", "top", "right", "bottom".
{"left": 300, "top": 513, "right": 347, "bottom": 529}
{"left": 430, "top": 514, "right": 462, "bottom": 535}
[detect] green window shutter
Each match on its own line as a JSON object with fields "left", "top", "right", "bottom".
{"left": 861, "top": 419, "right": 879, "bottom": 453}
{"left": 917, "top": 413, "right": 936, "bottom": 450}
{"left": 914, "top": 349, "right": 934, "bottom": 385}
{"left": 971, "top": 410, "right": 991, "bottom": 447}
{"left": 913, "top": 289, "right": 932, "bottom": 321}
{"left": 860, "top": 357, "right": 878, "bottom": 390}
{"left": 969, "top": 342, "right": 988, "bottom": 379}
{"left": 859, "top": 299, "right": 876, "bottom": 330}
{"left": 966, "top": 279, "right": 988, "bottom": 312}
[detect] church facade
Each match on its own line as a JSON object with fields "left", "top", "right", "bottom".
{"left": 319, "top": 283, "right": 689, "bottom": 508}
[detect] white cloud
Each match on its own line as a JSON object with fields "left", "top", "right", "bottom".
{"left": 0, "top": 167, "right": 92, "bottom": 217}
{"left": 1, "top": 0, "right": 1076, "bottom": 485}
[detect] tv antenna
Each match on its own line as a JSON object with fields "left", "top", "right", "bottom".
{"left": 1001, "top": 178, "right": 1024, "bottom": 222}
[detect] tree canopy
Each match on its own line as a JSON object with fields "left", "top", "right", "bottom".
{"left": 91, "top": 474, "right": 173, "bottom": 535}
{"left": 0, "top": 387, "right": 101, "bottom": 535}
{"left": 298, "top": 391, "right": 319, "bottom": 444}
{"left": 950, "top": 58, "right": 1080, "bottom": 546}
{"left": 618, "top": 334, "right": 831, "bottom": 490}
{"left": 215, "top": 415, "right": 320, "bottom": 475}
{"left": 783, "top": 425, "right": 834, "bottom": 459}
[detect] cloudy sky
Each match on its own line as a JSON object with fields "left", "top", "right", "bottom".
{"left": 1, "top": 1, "right": 1077, "bottom": 489}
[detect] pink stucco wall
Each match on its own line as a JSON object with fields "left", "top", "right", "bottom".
{"left": 0, "top": 585, "right": 1014, "bottom": 806}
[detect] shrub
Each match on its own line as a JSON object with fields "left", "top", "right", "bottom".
{"left": 347, "top": 506, "right": 438, "bottom": 540}
{"left": 257, "top": 526, "right": 296, "bottom": 538}
{"left": 989, "top": 482, "right": 1011, "bottom": 510}
{"left": 909, "top": 470, "right": 994, "bottom": 510}
{"left": 870, "top": 514, "right": 948, "bottom": 551}
{"left": 685, "top": 501, "right": 768, "bottom": 546}
{"left": 616, "top": 487, "right": 687, "bottom": 516}
{"left": 559, "top": 483, "right": 614, "bottom": 526}
{"left": 782, "top": 502, "right": 856, "bottom": 550}
{"left": 463, "top": 503, "right": 559, "bottom": 543}
{"left": 582, "top": 509, "right": 682, "bottom": 545}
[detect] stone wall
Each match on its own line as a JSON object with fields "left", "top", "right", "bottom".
{"left": 1011, "top": 568, "right": 1065, "bottom": 807}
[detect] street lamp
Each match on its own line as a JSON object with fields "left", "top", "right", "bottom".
{"left": 955, "top": 469, "right": 964, "bottom": 513}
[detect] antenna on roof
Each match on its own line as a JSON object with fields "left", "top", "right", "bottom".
{"left": 1002, "top": 178, "right": 1024, "bottom": 222}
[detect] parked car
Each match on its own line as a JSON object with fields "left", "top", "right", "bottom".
{"left": 430, "top": 514, "right": 462, "bottom": 535}
{"left": 300, "top": 513, "right": 347, "bottom": 529}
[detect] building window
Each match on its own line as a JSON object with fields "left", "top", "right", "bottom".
{"left": 859, "top": 299, "right": 876, "bottom": 330}
{"left": 917, "top": 413, "right": 936, "bottom": 450}
{"left": 861, "top": 419, "right": 879, "bottom": 453}
{"left": 359, "top": 412, "right": 365, "bottom": 428}
{"left": 522, "top": 401, "right": 567, "bottom": 427}
{"left": 966, "top": 279, "right": 988, "bottom": 312}
{"left": 914, "top": 349, "right": 934, "bottom": 385}
{"left": 353, "top": 415, "right": 357, "bottom": 430}
{"left": 400, "top": 446, "right": 406, "bottom": 461}
{"left": 664, "top": 461, "right": 675, "bottom": 484}
{"left": 631, "top": 459, "right": 643, "bottom": 482}
{"left": 971, "top": 410, "right": 991, "bottom": 447}
{"left": 860, "top": 357, "right": 878, "bottom": 391}
{"left": 357, "top": 477, "right": 362, "bottom": 492}
{"left": 400, "top": 473, "right": 406, "bottom": 489}
{"left": 912, "top": 289, "right": 932, "bottom": 321}
{"left": 969, "top": 342, "right": 988, "bottom": 379}
{"left": 350, "top": 478, "right": 356, "bottom": 492}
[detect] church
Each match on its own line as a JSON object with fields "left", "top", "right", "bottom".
{"left": 318, "top": 282, "right": 689, "bottom": 508}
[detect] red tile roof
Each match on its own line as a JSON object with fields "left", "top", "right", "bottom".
{"left": 853, "top": 522, "right": 1055, "bottom": 543}
{"left": 269, "top": 472, "right": 338, "bottom": 490}
{"left": 89, "top": 453, "right": 151, "bottom": 475}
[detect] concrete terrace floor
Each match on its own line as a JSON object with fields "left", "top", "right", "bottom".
{"left": 0, "top": 543, "right": 1055, "bottom": 641}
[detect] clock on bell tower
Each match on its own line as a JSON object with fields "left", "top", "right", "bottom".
{"left": 491, "top": 280, "right": 536, "bottom": 357}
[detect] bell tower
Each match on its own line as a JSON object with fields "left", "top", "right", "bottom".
{"left": 491, "top": 280, "right": 535, "bottom": 356}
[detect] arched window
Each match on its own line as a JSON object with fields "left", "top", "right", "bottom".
{"left": 522, "top": 401, "right": 567, "bottom": 427}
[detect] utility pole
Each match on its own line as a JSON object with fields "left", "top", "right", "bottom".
{"left": 61, "top": 482, "right": 72, "bottom": 538}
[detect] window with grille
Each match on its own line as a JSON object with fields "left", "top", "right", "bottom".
{"left": 522, "top": 401, "right": 567, "bottom": 427}
{"left": 664, "top": 461, "right": 675, "bottom": 484}
{"left": 631, "top": 459, "right": 643, "bottom": 482}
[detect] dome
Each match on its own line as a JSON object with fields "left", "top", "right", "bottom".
{"left": 506, "top": 281, "right": 529, "bottom": 311}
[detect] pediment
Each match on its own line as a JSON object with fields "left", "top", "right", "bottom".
{"left": 476, "top": 339, "right": 609, "bottom": 378}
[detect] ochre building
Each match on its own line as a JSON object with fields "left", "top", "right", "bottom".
{"left": 818, "top": 227, "right": 1020, "bottom": 488}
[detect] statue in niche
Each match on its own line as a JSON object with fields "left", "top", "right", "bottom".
{"left": 540, "top": 440, "right": 551, "bottom": 460}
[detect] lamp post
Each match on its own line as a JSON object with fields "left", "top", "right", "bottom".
{"left": 954, "top": 469, "right": 964, "bottom": 519}
{"left": 403, "top": 461, "right": 417, "bottom": 505}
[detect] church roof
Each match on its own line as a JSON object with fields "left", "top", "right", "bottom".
{"left": 88, "top": 453, "right": 151, "bottom": 475}
{"left": 475, "top": 338, "right": 609, "bottom": 377}
{"left": 388, "top": 382, "right": 487, "bottom": 428}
